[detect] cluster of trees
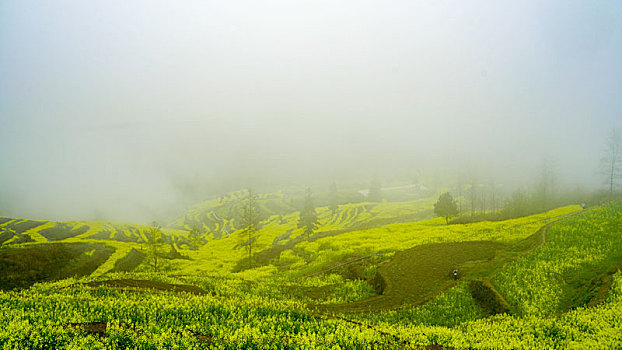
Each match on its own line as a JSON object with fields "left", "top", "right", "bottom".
{"left": 434, "top": 127, "right": 622, "bottom": 224}
{"left": 238, "top": 186, "right": 322, "bottom": 268}
{"left": 141, "top": 129, "right": 621, "bottom": 269}
{"left": 602, "top": 127, "right": 622, "bottom": 194}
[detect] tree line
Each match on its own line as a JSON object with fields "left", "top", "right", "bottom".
{"left": 434, "top": 127, "right": 622, "bottom": 224}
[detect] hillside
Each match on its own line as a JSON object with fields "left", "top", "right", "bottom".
{"left": 0, "top": 190, "right": 436, "bottom": 289}
{"left": 168, "top": 187, "right": 434, "bottom": 239}
{"left": 0, "top": 197, "right": 621, "bottom": 349}
{"left": 0, "top": 217, "right": 190, "bottom": 289}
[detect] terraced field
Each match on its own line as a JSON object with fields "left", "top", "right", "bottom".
{"left": 1, "top": 190, "right": 621, "bottom": 349}
{"left": 317, "top": 241, "right": 506, "bottom": 312}
{"left": 0, "top": 217, "right": 191, "bottom": 288}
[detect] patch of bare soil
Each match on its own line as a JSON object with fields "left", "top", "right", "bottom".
{"left": 85, "top": 279, "right": 209, "bottom": 295}
{"left": 66, "top": 322, "right": 111, "bottom": 336}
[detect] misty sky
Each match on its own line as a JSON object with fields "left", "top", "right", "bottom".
{"left": 1, "top": 1, "right": 621, "bottom": 222}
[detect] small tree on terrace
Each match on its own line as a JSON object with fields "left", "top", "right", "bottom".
{"left": 188, "top": 224, "right": 203, "bottom": 250}
{"left": 240, "top": 188, "right": 261, "bottom": 269}
{"left": 329, "top": 182, "right": 339, "bottom": 215}
{"left": 148, "top": 221, "right": 163, "bottom": 272}
{"left": 298, "top": 188, "right": 319, "bottom": 239}
{"left": 434, "top": 192, "right": 459, "bottom": 224}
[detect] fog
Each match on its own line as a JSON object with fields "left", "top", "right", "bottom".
{"left": 1, "top": 1, "right": 620, "bottom": 223}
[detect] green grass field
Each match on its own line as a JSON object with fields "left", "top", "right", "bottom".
{"left": 1, "top": 191, "right": 621, "bottom": 349}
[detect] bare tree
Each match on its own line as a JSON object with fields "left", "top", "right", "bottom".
{"left": 455, "top": 175, "right": 466, "bottom": 213}
{"left": 535, "top": 157, "right": 557, "bottom": 210}
{"left": 468, "top": 177, "right": 478, "bottom": 217}
{"left": 488, "top": 180, "right": 498, "bottom": 214}
{"left": 601, "top": 127, "right": 622, "bottom": 194}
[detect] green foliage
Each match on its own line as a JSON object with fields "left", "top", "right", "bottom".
{"left": 240, "top": 189, "right": 261, "bottom": 268}
{"left": 468, "top": 280, "right": 510, "bottom": 316}
{"left": 434, "top": 192, "right": 459, "bottom": 224}
{"left": 297, "top": 188, "right": 319, "bottom": 239}
{"left": 0, "top": 243, "right": 114, "bottom": 290}
{"left": 110, "top": 248, "right": 145, "bottom": 273}
{"left": 351, "top": 282, "right": 484, "bottom": 328}
{"left": 147, "top": 222, "right": 163, "bottom": 273}
{"left": 502, "top": 189, "right": 536, "bottom": 218}
{"left": 2, "top": 189, "right": 622, "bottom": 348}
{"left": 0, "top": 227, "right": 17, "bottom": 246}
{"left": 492, "top": 201, "right": 622, "bottom": 316}
{"left": 1, "top": 268, "right": 621, "bottom": 349}
{"left": 187, "top": 225, "right": 203, "bottom": 250}
{"left": 39, "top": 223, "right": 89, "bottom": 241}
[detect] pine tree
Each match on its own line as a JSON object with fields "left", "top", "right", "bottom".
{"left": 240, "top": 188, "right": 260, "bottom": 268}
{"left": 298, "top": 188, "right": 319, "bottom": 239}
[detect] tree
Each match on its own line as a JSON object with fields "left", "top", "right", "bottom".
{"left": 456, "top": 176, "right": 466, "bottom": 213}
{"left": 601, "top": 127, "right": 622, "bottom": 194}
{"left": 468, "top": 179, "right": 478, "bottom": 217}
{"left": 298, "top": 188, "right": 319, "bottom": 239}
{"left": 502, "top": 189, "right": 532, "bottom": 218}
{"left": 534, "top": 157, "right": 557, "bottom": 211}
{"left": 368, "top": 177, "right": 382, "bottom": 202}
{"left": 240, "top": 188, "right": 261, "bottom": 269}
{"left": 329, "top": 182, "right": 339, "bottom": 215}
{"left": 148, "top": 221, "right": 163, "bottom": 272}
{"left": 434, "top": 192, "right": 458, "bottom": 224}
{"left": 188, "top": 224, "right": 203, "bottom": 250}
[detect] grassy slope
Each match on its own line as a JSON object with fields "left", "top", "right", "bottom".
{"left": 492, "top": 201, "right": 622, "bottom": 316}
{"left": 269, "top": 205, "right": 581, "bottom": 279}
{"left": 2, "top": 195, "right": 621, "bottom": 348}
{"left": 173, "top": 197, "right": 438, "bottom": 276}
{"left": 0, "top": 209, "right": 622, "bottom": 349}
{"left": 0, "top": 243, "right": 115, "bottom": 290}
{"left": 0, "top": 192, "right": 436, "bottom": 284}
{"left": 0, "top": 217, "right": 190, "bottom": 281}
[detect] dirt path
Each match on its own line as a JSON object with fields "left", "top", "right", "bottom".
{"left": 314, "top": 241, "right": 505, "bottom": 313}
{"left": 303, "top": 253, "right": 386, "bottom": 279}
{"left": 315, "top": 211, "right": 584, "bottom": 315}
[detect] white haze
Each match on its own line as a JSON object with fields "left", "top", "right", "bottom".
{"left": 1, "top": 1, "right": 621, "bottom": 222}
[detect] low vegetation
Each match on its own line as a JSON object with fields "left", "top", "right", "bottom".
{"left": 0, "top": 188, "right": 621, "bottom": 349}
